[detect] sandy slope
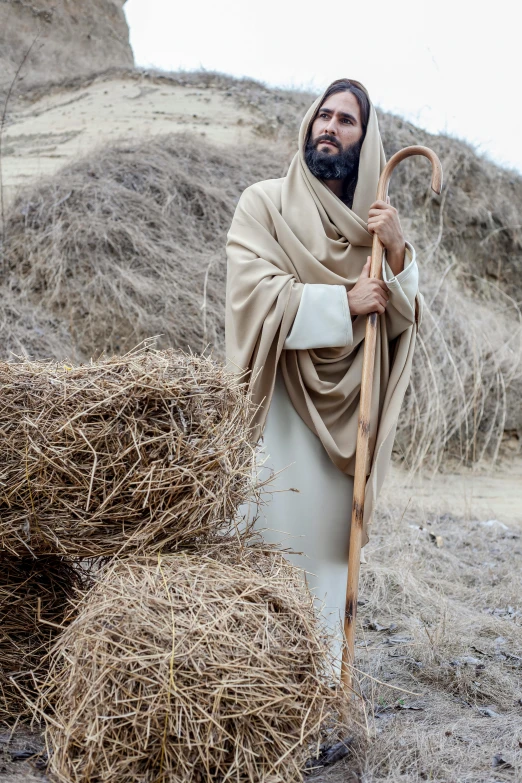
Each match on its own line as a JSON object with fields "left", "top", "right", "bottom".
{"left": 383, "top": 458, "right": 522, "bottom": 529}
{"left": 1, "top": 73, "right": 271, "bottom": 204}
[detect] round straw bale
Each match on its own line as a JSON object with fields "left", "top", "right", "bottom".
{"left": 40, "top": 549, "right": 340, "bottom": 783}
{"left": 0, "top": 346, "right": 256, "bottom": 558}
{"left": 0, "top": 554, "right": 87, "bottom": 720}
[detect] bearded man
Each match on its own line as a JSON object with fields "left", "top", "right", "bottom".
{"left": 225, "top": 79, "right": 420, "bottom": 656}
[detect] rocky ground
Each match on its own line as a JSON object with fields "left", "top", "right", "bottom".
{"left": 0, "top": 0, "right": 133, "bottom": 101}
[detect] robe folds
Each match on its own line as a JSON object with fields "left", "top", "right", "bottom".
{"left": 225, "top": 78, "right": 422, "bottom": 645}
{"left": 236, "top": 244, "right": 418, "bottom": 648}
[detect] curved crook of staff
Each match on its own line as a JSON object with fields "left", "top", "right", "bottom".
{"left": 341, "top": 146, "right": 443, "bottom": 695}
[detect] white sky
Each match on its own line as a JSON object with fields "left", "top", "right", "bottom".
{"left": 124, "top": 0, "right": 522, "bottom": 174}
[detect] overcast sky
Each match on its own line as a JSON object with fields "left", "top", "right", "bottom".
{"left": 125, "top": 0, "right": 522, "bottom": 174}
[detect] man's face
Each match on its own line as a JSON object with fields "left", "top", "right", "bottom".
{"left": 310, "top": 91, "right": 364, "bottom": 155}
{"left": 304, "top": 90, "right": 365, "bottom": 186}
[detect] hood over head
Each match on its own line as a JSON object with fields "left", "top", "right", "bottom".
{"left": 297, "top": 78, "right": 386, "bottom": 222}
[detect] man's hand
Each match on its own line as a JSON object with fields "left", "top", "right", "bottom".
{"left": 367, "top": 198, "right": 406, "bottom": 277}
{"left": 347, "top": 257, "right": 389, "bottom": 316}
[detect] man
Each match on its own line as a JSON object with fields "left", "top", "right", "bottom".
{"left": 225, "top": 79, "right": 420, "bottom": 658}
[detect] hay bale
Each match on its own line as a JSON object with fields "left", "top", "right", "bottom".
{"left": 39, "top": 549, "right": 340, "bottom": 783}
{"left": 0, "top": 554, "right": 86, "bottom": 720}
{"left": 0, "top": 347, "right": 256, "bottom": 558}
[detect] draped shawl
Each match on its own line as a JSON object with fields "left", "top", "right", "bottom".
{"left": 225, "top": 79, "right": 421, "bottom": 543}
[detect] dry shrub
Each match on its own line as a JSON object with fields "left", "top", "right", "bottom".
{"left": 1, "top": 133, "right": 289, "bottom": 361}
{"left": 395, "top": 266, "right": 522, "bottom": 471}
{"left": 39, "top": 549, "right": 340, "bottom": 783}
{"left": 0, "top": 294, "right": 74, "bottom": 362}
{"left": 0, "top": 554, "right": 86, "bottom": 721}
{"left": 0, "top": 346, "right": 256, "bottom": 558}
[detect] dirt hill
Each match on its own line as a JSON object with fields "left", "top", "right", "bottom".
{"left": 0, "top": 0, "right": 133, "bottom": 99}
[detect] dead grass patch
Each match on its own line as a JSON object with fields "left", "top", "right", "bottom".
{"left": 344, "top": 506, "right": 522, "bottom": 781}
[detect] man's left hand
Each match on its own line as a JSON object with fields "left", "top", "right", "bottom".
{"left": 367, "top": 198, "right": 406, "bottom": 277}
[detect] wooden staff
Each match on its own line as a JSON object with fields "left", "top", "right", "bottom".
{"left": 341, "top": 146, "right": 443, "bottom": 692}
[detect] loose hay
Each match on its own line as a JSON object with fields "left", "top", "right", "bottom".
{"left": 39, "top": 550, "right": 340, "bottom": 783}
{"left": 0, "top": 346, "right": 257, "bottom": 558}
{"left": 0, "top": 554, "right": 86, "bottom": 721}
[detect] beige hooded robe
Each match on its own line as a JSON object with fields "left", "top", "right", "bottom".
{"left": 225, "top": 79, "right": 421, "bottom": 645}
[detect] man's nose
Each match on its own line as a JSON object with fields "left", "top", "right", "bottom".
{"left": 324, "top": 120, "right": 337, "bottom": 135}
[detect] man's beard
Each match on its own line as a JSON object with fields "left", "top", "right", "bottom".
{"left": 304, "top": 134, "right": 362, "bottom": 188}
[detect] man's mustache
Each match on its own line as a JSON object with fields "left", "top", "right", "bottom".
{"left": 314, "top": 134, "right": 342, "bottom": 151}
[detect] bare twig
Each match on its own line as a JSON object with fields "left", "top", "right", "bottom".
{"left": 0, "top": 34, "right": 40, "bottom": 252}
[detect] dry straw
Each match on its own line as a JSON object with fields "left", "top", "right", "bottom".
{"left": 0, "top": 554, "right": 87, "bottom": 720}
{"left": 0, "top": 346, "right": 257, "bottom": 558}
{"left": 39, "top": 548, "right": 341, "bottom": 783}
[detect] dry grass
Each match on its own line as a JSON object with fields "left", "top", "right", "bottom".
{"left": 38, "top": 548, "right": 341, "bottom": 783}
{"left": 0, "top": 346, "right": 257, "bottom": 558}
{"left": 395, "top": 268, "right": 522, "bottom": 472}
{"left": 10, "top": 506, "right": 522, "bottom": 783}
{"left": 1, "top": 133, "right": 289, "bottom": 362}
{"left": 0, "top": 554, "right": 88, "bottom": 722}
{"left": 379, "top": 112, "right": 522, "bottom": 469}
{"left": 337, "top": 505, "right": 522, "bottom": 782}
{"left": 0, "top": 294, "right": 73, "bottom": 362}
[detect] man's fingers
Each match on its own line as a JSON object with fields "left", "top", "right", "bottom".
{"left": 370, "top": 279, "right": 389, "bottom": 295}
{"left": 368, "top": 206, "right": 396, "bottom": 218}
{"left": 374, "top": 292, "right": 388, "bottom": 307}
{"left": 369, "top": 199, "right": 388, "bottom": 210}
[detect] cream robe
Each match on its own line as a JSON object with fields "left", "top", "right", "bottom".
{"left": 239, "top": 243, "right": 418, "bottom": 657}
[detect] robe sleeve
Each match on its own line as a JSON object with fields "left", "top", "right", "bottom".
{"left": 283, "top": 241, "right": 418, "bottom": 349}
{"left": 283, "top": 283, "right": 353, "bottom": 350}
{"left": 382, "top": 241, "right": 419, "bottom": 340}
